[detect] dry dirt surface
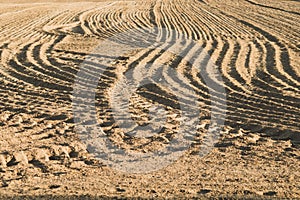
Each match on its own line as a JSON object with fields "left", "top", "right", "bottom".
{"left": 0, "top": 0, "right": 299, "bottom": 199}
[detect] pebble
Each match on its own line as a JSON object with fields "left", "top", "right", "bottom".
{"left": 13, "top": 151, "right": 28, "bottom": 165}
{"left": 0, "top": 155, "right": 6, "bottom": 167}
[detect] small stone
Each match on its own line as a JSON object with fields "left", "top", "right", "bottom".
{"left": 14, "top": 151, "right": 28, "bottom": 165}
{"left": 12, "top": 116, "right": 23, "bottom": 124}
{"left": 36, "top": 149, "right": 49, "bottom": 162}
{"left": 45, "top": 122, "right": 53, "bottom": 129}
{"left": 60, "top": 147, "right": 70, "bottom": 158}
{"left": 0, "top": 155, "right": 6, "bottom": 167}
{"left": 0, "top": 112, "right": 10, "bottom": 121}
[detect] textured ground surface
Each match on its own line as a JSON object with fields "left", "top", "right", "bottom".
{"left": 0, "top": 0, "right": 299, "bottom": 199}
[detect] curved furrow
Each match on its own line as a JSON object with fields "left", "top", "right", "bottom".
{"left": 138, "top": 41, "right": 202, "bottom": 107}
{"left": 0, "top": 74, "right": 71, "bottom": 123}
{"left": 137, "top": 36, "right": 227, "bottom": 126}
{"left": 194, "top": 9, "right": 226, "bottom": 36}
{"left": 4, "top": 56, "right": 70, "bottom": 92}
{"left": 102, "top": 3, "right": 134, "bottom": 36}
{"left": 168, "top": 0, "right": 209, "bottom": 41}
{"left": 88, "top": 9, "right": 117, "bottom": 36}
{"left": 209, "top": 0, "right": 299, "bottom": 50}
{"left": 211, "top": 40, "right": 298, "bottom": 127}
{"left": 101, "top": 30, "right": 202, "bottom": 134}
{"left": 157, "top": 0, "right": 173, "bottom": 40}
{"left": 175, "top": 1, "right": 214, "bottom": 40}
{"left": 245, "top": 0, "right": 300, "bottom": 17}
{"left": 12, "top": 9, "right": 66, "bottom": 39}
{"left": 263, "top": 41, "right": 299, "bottom": 91}
{"left": 123, "top": 39, "right": 186, "bottom": 97}
{"left": 189, "top": 0, "right": 252, "bottom": 38}
{"left": 216, "top": 40, "right": 252, "bottom": 94}
{"left": 126, "top": 2, "right": 154, "bottom": 30}
{"left": 249, "top": 40, "right": 300, "bottom": 107}
{"left": 196, "top": 7, "right": 243, "bottom": 37}
{"left": 237, "top": 39, "right": 299, "bottom": 107}
{"left": 247, "top": 13, "right": 299, "bottom": 49}
{"left": 276, "top": 43, "right": 300, "bottom": 87}
{"left": 0, "top": 10, "right": 49, "bottom": 39}
{"left": 48, "top": 10, "right": 73, "bottom": 26}
{"left": 82, "top": 8, "right": 110, "bottom": 37}
{"left": 249, "top": 5, "right": 300, "bottom": 30}
{"left": 186, "top": 3, "right": 218, "bottom": 41}
{"left": 163, "top": 1, "right": 191, "bottom": 39}
{"left": 152, "top": 1, "right": 168, "bottom": 41}
{"left": 209, "top": 7, "right": 299, "bottom": 91}
{"left": 0, "top": 4, "right": 33, "bottom": 15}
{"left": 77, "top": 5, "right": 112, "bottom": 36}
{"left": 0, "top": 36, "right": 73, "bottom": 92}
{"left": 205, "top": 7, "right": 253, "bottom": 37}
{"left": 225, "top": 39, "right": 292, "bottom": 98}
{"left": 198, "top": 37, "right": 300, "bottom": 132}
{"left": 234, "top": 39, "right": 252, "bottom": 84}
{"left": 0, "top": 4, "right": 58, "bottom": 30}
{"left": 172, "top": 4, "right": 200, "bottom": 40}
{"left": 83, "top": 2, "right": 150, "bottom": 39}
{"left": 224, "top": 3, "right": 299, "bottom": 49}
{"left": 236, "top": 20, "right": 300, "bottom": 90}
{"left": 222, "top": 38, "right": 299, "bottom": 112}
{"left": 29, "top": 39, "right": 75, "bottom": 84}
{"left": 156, "top": 34, "right": 299, "bottom": 135}
{"left": 17, "top": 34, "right": 75, "bottom": 85}
{"left": 125, "top": 11, "right": 152, "bottom": 32}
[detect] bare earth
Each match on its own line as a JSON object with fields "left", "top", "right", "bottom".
{"left": 0, "top": 0, "right": 299, "bottom": 199}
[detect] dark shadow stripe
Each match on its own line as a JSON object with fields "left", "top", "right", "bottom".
{"left": 245, "top": 0, "right": 300, "bottom": 16}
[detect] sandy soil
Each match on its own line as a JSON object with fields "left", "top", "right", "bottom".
{"left": 0, "top": 0, "right": 299, "bottom": 199}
